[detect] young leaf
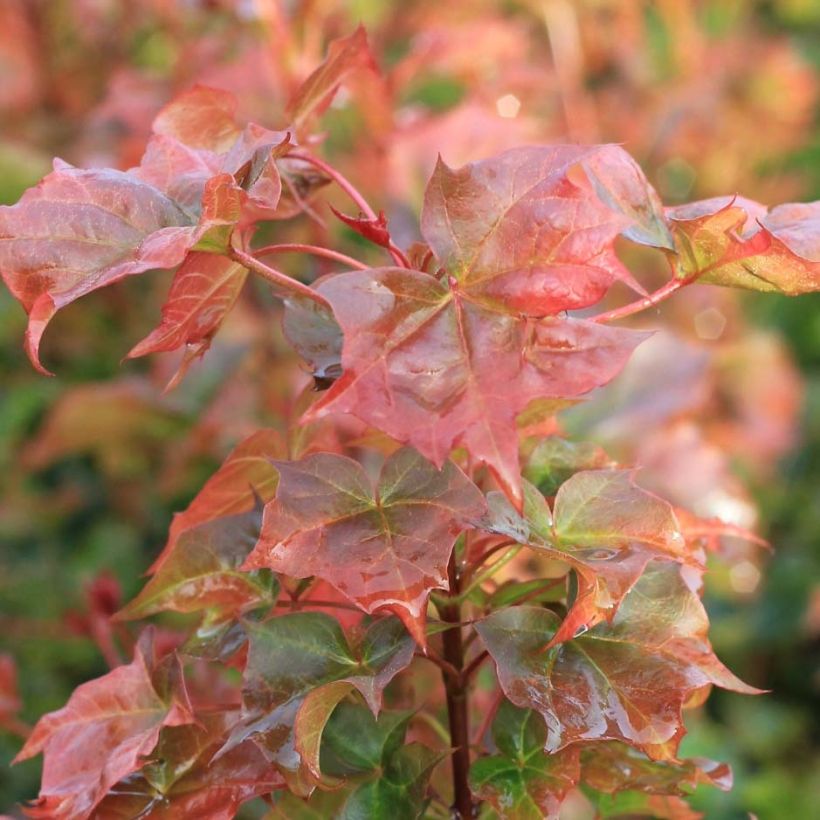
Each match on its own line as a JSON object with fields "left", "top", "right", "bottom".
{"left": 0, "top": 161, "right": 224, "bottom": 374}
{"left": 286, "top": 26, "right": 379, "bottom": 130}
{"left": 553, "top": 469, "right": 685, "bottom": 555}
{"left": 475, "top": 562, "right": 761, "bottom": 759}
{"left": 14, "top": 630, "right": 194, "bottom": 820}
{"left": 222, "top": 613, "right": 414, "bottom": 785}
{"left": 339, "top": 743, "right": 441, "bottom": 820}
{"left": 115, "top": 507, "right": 277, "bottom": 621}
{"left": 582, "top": 742, "right": 732, "bottom": 796}
{"left": 523, "top": 436, "right": 613, "bottom": 496}
{"left": 93, "top": 711, "right": 283, "bottom": 820}
{"left": 469, "top": 701, "right": 580, "bottom": 820}
{"left": 242, "top": 447, "right": 486, "bottom": 642}
{"left": 306, "top": 267, "right": 649, "bottom": 508}
{"left": 150, "top": 429, "right": 284, "bottom": 574}
{"left": 668, "top": 196, "right": 820, "bottom": 294}
{"left": 127, "top": 254, "right": 249, "bottom": 362}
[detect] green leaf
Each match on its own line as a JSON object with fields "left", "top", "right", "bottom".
{"left": 340, "top": 743, "right": 441, "bottom": 820}
{"left": 222, "top": 613, "right": 414, "bottom": 786}
{"left": 469, "top": 701, "right": 580, "bottom": 820}
{"left": 523, "top": 437, "right": 612, "bottom": 496}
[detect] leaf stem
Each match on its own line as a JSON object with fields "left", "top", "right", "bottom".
{"left": 590, "top": 276, "right": 687, "bottom": 323}
{"left": 254, "top": 243, "right": 370, "bottom": 271}
{"left": 437, "top": 552, "right": 475, "bottom": 819}
{"left": 458, "top": 546, "right": 522, "bottom": 602}
{"left": 229, "top": 247, "right": 333, "bottom": 310}
{"left": 285, "top": 152, "right": 410, "bottom": 268}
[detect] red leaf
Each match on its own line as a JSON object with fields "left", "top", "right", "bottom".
{"left": 286, "top": 26, "right": 380, "bottom": 129}
{"left": 150, "top": 429, "right": 284, "bottom": 575}
{"left": 476, "top": 562, "right": 762, "bottom": 760}
{"left": 0, "top": 162, "right": 242, "bottom": 374}
{"left": 668, "top": 196, "right": 820, "bottom": 293}
{"left": 127, "top": 253, "right": 249, "bottom": 361}
{"left": 151, "top": 86, "right": 241, "bottom": 153}
{"left": 14, "top": 630, "right": 194, "bottom": 820}
{"left": 306, "top": 267, "right": 649, "bottom": 508}
{"left": 94, "top": 711, "right": 283, "bottom": 820}
{"left": 243, "top": 447, "right": 485, "bottom": 643}
{"left": 330, "top": 205, "right": 392, "bottom": 248}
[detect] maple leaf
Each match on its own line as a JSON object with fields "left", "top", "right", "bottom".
{"left": 0, "top": 158, "right": 249, "bottom": 374}
{"left": 221, "top": 613, "right": 414, "bottom": 789}
{"left": 475, "top": 562, "right": 761, "bottom": 759}
{"left": 14, "top": 630, "right": 194, "bottom": 820}
{"left": 304, "top": 267, "right": 649, "bottom": 509}
{"left": 149, "top": 429, "right": 284, "bottom": 575}
{"left": 481, "top": 471, "right": 689, "bottom": 645}
{"left": 330, "top": 205, "right": 393, "bottom": 248}
{"left": 469, "top": 701, "right": 580, "bottom": 820}
{"left": 300, "top": 145, "right": 664, "bottom": 506}
{"left": 93, "top": 711, "right": 283, "bottom": 820}
{"left": 582, "top": 742, "right": 732, "bottom": 797}
{"left": 523, "top": 436, "right": 613, "bottom": 496}
{"left": 242, "top": 446, "right": 486, "bottom": 642}
{"left": 668, "top": 196, "right": 820, "bottom": 293}
{"left": 126, "top": 253, "right": 249, "bottom": 368}
{"left": 286, "top": 26, "right": 380, "bottom": 130}
{"left": 115, "top": 508, "right": 277, "bottom": 621}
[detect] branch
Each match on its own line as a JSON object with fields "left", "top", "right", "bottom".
{"left": 285, "top": 152, "right": 410, "bottom": 268}
{"left": 229, "top": 247, "right": 333, "bottom": 310}
{"left": 254, "top": 243, "right": 369, "bottom": 270}
{"left": 590, "top": 276, "right": 687, "bottom": 324}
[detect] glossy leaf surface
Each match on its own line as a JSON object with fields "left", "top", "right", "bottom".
{"left": 223, "top": 613, "right": 414, "bottom": 784}
{"left": 668, "top": 196, "right": 820, "bottom": 294}
{"left": 308, "top": 268, "right": 648, "bottom": 507}
{"left": 476, "top": 563, "right": 760, "bottom": 758}
{"left": 469, "top": 701, "right": 580, "bottom": 820}
{"left": 243, "top": 447, "right": 485, "bottom": 641}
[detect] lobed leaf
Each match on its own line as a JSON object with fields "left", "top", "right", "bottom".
{"left": 221, "top": 613, "right": 414, "bottom": 786}
{"left": 14, "top": 631, "right": 194, "bottom": 820}
{"left": 476, "top": 562, "right": 761, "bottom": 760}
{"left": 243, "top": 446, "right": 486, "bottom": 642}
{"left": 668, "top": 196, "right": 820, "bottom": 294}
{"left": 306, "top": 267, "right": 649, "bottom": 509}
{"left": 469, "top": 701, "right": 580, "bottom": 820}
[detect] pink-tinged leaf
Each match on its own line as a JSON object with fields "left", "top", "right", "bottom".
{"left": 306, "top": 267, "right": 649, "bottom": 508}
{"left": 476, "top": 562, "right": 761, "bottom": 760}
{"left": 331, "top": 206, "right": 392, "bottom": 248}
{"left": 151, "top": 86, "right": 241, "bottom": 153}
{"left": 150, "top": 429, "right": 284, "bottom": 574}
{"left": 243, "top": 447, "right": 485, "bottom": 643}
{"left": 481, "top": 482, "right": 654, "bottom": 645}
{"left": 582, "top": 742, "right": 732, "bottom": 796}
{"left": 222, "top": 614, "right": 414, "bottom": 788}
{"left": 93, "top": 711, "right": 283, "bottom": 820}
{"left": 668, "top": 196, "right": 820, "bottom": 294}
{"left": 115, "top": 507, "right": 277, "bottom": 621}
{"left": 286, "top": 26, "right": 379, "bottom": 129}
{"left": 0, "top": 162, "right": 243, "bottom": 374}
{"left": 127, "top": 254, "right": 249, "bottom": 360}
{"left": 420, "top": 146, "right": 645, "bottom": 315}
{"left": 14, "top": 630, "right": 194, "bottom": 820}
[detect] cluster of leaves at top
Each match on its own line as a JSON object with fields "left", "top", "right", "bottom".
{"left": 1, "top": 27, "right": 819, "bottom": 820}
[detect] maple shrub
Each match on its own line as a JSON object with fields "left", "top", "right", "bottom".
{"left": 2, "top": 28, "right": 820, "bottom": 820}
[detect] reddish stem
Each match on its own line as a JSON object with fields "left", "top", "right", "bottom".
{"left": 229, "top": 247, "right": 333, "bottom": 310}
{"left": 285, "top": 152, "right": 410, "bottom": 268}
{"left": 462, "top": 650, "right": 489, "bottom": 683}
{"left": 417, "top": 649, "right": 461, "bottom": 683}
{"left": 438, "top": 552, "right": 474, "bottom": 819}
{"left": 254, "top": 243, "right": 369, "bottom": 271}
{"left": 590, "top": 276, "right": 687, "bottom": 324}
